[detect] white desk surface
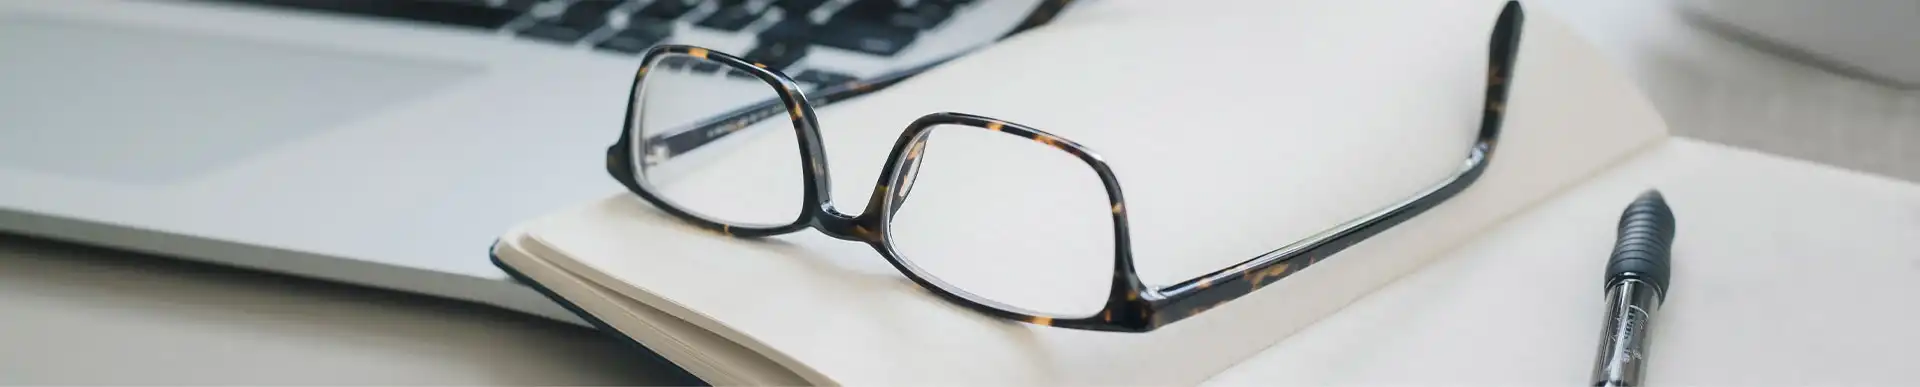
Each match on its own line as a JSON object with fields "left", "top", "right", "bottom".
{"left": 6, "top": 0, "right": 1917, "bottom": 384}
{"left": 0, "top": 234, "right": 681, "bottom": 385}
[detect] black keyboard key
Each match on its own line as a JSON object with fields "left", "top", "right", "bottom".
{"left": 637, "top": 0, "right": 696, "bottom": 20}
{"left": 594, "top": 37, "right": 650, "bottom": 54}
{"left": 495, "top": 0, "right": 542, "bottom": 12}
{"left": 517, "top": 22, "right": 591, "bottom": 42}
{"left": 742, "top": 39, "right": 809, "bottom": 71}
{"left": 696, "top": 3, "right": 764, "bottom": 31}
{"left": 689, "top": 61, "right": 723, "bottom": 74}
{"left": 558, "top": 0, "right": 620, "bottom": 29}
{"left": 814, "top": 16, "right": 916, "bottom": 56}
{"left": 890, "top": 2, "right": 952, "bottom": 30}
{"left": 188, "top": 0, "right": 520, "bottom": 29}
{"left": 772, "top": 0, "right": 827, "bottom": 14}
{"left": 594, "top": 19, "right": 674, "bottom": 53}
{"left": 836, "top": 0, "right": 902, "bottom": 20}
{"left": 833, "top": 0, "right": 946, "bottom": 30}
{"left": 657, "top": 56, "right": 697, "bottom": 69}
{"left": 793, "top": 70, "right": 857, "bottom": 87}
{"left": 757, "top": 16, "right": 814, "bottom": 41}
{"left": 631, "top": 16, "right": 678, "bottom": 37}
{"left": 750, "top": 17, "right": 814, "bottom": 69}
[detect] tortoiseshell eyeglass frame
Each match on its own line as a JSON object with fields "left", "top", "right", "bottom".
{"left": 606, "top": 1, "right": 1527, "bottom": 333}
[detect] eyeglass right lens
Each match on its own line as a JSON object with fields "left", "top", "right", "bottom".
{"left": 629, "top": 53, "right": 806, "bottom": 228}
{"left": 884, "top": 124, "right": 1117, "bottom": 319}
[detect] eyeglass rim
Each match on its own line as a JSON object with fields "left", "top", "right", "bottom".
{"left": 604, "top": 0, "right": 1527, "bottom": 333}
{"left": 616, "top": 47, "right": 826, "bottom": 235}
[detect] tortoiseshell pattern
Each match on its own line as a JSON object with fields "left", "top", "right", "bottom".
{"left": 606, "top": 1, "right": 1527, "bottom": 333}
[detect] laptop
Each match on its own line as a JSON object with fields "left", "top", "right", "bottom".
{"left": 0, "top": 0, "right": 1072, "bottom": 324}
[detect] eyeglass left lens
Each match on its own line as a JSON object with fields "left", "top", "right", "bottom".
{"left": 629, "top": 53, "right": 805, "bottom": 228}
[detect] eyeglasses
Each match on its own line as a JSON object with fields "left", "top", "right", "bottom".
{"left": 604, "top": 2, "right": 1526, "bottom": 333}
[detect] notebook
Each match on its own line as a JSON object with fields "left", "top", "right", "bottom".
{"left": 490, "top": 0, "right": 1920, "bottom": 385}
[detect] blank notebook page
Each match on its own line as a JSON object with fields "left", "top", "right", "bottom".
{"left": 1209, "top": 138, "right": 1920, "bottom": 386}
{"left": 523, "top": 0, "right": 1669, "bottom": 384}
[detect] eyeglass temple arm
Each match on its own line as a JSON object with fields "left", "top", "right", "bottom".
{"left": 639, "top": 0, "right": 1084, "bottom": 164}
{"left": 1141, "top": 0, "right": 1524, "bottom": 328}
{"left": 1146, "top": 146, "right": 1491, "bottom": 326}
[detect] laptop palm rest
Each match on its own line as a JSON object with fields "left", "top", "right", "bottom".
{"left": 0, "top": 15, "right": 478, "bottom": 184}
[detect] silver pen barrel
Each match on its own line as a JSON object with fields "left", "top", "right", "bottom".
{"left": 1591, "top": 278, "right": 1661, "bottom": 386}
{"left": 1590, "top": 190, "right": 1675, "bottom": 387}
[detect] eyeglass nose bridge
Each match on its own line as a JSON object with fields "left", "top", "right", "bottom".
{"left": 809, "top": 202, "right": 884, "bottom": 244}
{"left": 802, "top": 114, "right": 945, "bottom": 246}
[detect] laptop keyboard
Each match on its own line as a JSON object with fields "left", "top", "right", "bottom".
{"left": 184, "top": 0, "right": 990, "bottom": 87}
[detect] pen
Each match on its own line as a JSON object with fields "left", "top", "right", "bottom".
{"left": 1590, "top": 190, "right": 1676, "bottom": 387}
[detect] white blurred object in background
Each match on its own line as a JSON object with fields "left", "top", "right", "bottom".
{"left": 1679, "top": 0, "right": 1920, "bottom": 88}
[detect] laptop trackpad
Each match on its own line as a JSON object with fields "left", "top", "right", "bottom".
{"left": 0, "top": 16, "right": 481, "bottom": 184}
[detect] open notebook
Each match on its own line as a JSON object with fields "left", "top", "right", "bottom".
{"left": 491, "top": 0, "right": 1920, "bottom": 385}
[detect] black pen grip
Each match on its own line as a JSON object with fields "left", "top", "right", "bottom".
{"left": 1606, "top": 190, "right": 1675, "bottom": 296}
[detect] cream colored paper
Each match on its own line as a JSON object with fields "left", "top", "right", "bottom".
{"left": 1209, "top": 138, "right": 1920, "bottom": 386}
{"left": 494, "top": 229, "right": 808, "bottom": 385}
{"left": 504, "top": 1, "right": 1671, "bottom": 384}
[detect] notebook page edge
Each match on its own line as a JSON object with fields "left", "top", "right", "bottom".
{"left": 494, "top": 227, "right": 821, "bottom": 385}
